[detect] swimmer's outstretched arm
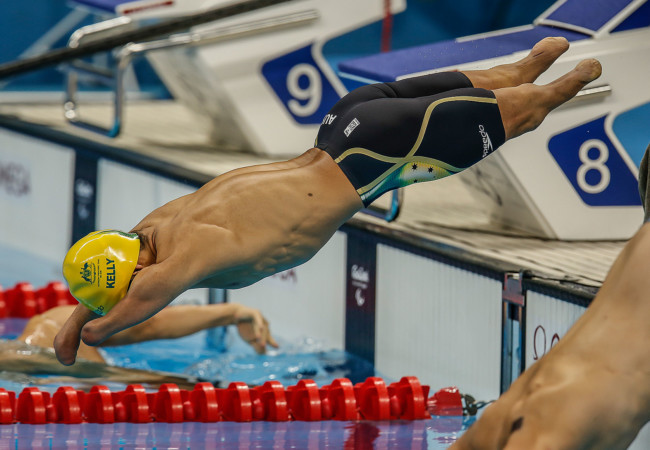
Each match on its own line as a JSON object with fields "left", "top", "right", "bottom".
{"left": 102, "top": 303, "right": 278, "bottom": 354}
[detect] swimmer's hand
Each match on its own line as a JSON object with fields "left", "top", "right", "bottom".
{"left": 55, "top": 259, "right": 190, "bottom": 364}
{"left": 55, "top": 252, "right": 255, "bottom": 364}
{"left": 234, "top": 305, "right": 279, "bottom": 354}
{"left": 54, "top": 305, "right": 100, "bottom": 366}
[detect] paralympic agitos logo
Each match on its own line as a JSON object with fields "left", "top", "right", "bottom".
{"left": 0, "top": 161, "right": 30, "bottom": 197}
{"left": 80, "top": 258, "right": 117, "bottom": 288}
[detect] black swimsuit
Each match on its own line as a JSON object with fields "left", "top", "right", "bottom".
{"left": 315, "top": 72, "right": 506, "bottom": 206}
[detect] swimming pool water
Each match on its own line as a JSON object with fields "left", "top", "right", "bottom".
{"left": 0, "top": 317, "right": 377, "bottom": 393}
{"left": 1, "top": 416, "right": 476, "bottom": 449}
{"left": 0, "top": 319, "right": 475, "bottom": 448}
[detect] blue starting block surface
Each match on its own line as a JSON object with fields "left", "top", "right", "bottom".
{"left": 338, "top": 25, "right": 588, "bottom": 83}
{"left": 611, "top": 0, "right": 650, "bottom": 33}
{"left": 71, "top": 0, "right": 126, "bottom": 13}
{"left": 537, "top": 0, "right": 637, "bottom": 34}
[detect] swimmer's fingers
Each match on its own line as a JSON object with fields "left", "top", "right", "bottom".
{"left": 264, "top": 317, "right": 279, "bottom": 350}
{"left": 80, "top": 292, "right": 164, "bottom": 347}
{"left": 54, "top": 305, "right": 100, "bottom": 366}
{"left": 80, "top": 261, "right": 187, "bottom": 346}
{"left": 236, "top": 307, "right": 278, "bottom": 354}
{"left": 254, "top": 315, "right": 279, "bottom": 353}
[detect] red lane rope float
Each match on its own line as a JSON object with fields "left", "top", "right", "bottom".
{"left": 5, "top": 283, "right": 38, "bottom": 319}
{"left": 254, "top": 381, "right": 288, "bottom": 422}
{"left": 191, "top": 382, "right": 221, "bottom": 423}
{"left": 86, "top": 385, "right": 115, "bottom": 424}
{"left": 0, "top": 281, "right": 77, "bottom": 318}
{"left": 287, "top": 379, "right": 322, "bottom": 421}
{"left": 52, "top": 386, "right": 83, "bottom": 424}
{"left": 356, "top": 377, "right": 391, "bottom": 420}
{"left": 0, "top": 390, "right": 15, "bottom": 424}
{"left": 219, "top": 382, "right": 253, "bottom": 422}
{"left": 390, "top": 375, "right": 430, "bottom": 420}
{"left": 0, "top": 377, "right": 467, "bottom": 424}
{"left": 428, "top": 386, "right": 464, "bottom": 416}
{"left": 118, "top": 384, "right": 150, "bottom": 423}
{"left": 321, "top": 377, "right": 357, "bottom": 421}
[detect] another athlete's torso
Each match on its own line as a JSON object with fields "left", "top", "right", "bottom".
{"left": 452, "top": 226, "right": 650, "bottom": 449}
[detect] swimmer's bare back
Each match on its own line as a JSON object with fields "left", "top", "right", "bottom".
{"left": 451, "top": 224, "right": 650, "bottom": 450}
{"left": 135, "top": 147, "right": 363, "bottom": 291}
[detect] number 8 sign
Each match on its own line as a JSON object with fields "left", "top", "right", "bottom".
{"left": 548, "top": 115, "right": 640, "bottom": 207}
{"left": 576, "top": 139, "right": 610, "bottom": 194}
{"left": 262, "top": 44, "right": 342, "bottom": 125}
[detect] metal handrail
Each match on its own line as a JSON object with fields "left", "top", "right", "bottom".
{"left": 63, "top": 9, "right": 319, "bottom": 137}
{"left": 120, "top": 9, "right": 319, "bottom": 55}
{"left": 570, "top": 84, "right": 612, "bottom": 103}
{"left": 361, "top": 189, "right": 403, "bottom": 222}
{"left": 68, "top": 16, "right": 136, "bottom": 48}
{"left": 0, "top": 0, "right": 298, "bottom": 80}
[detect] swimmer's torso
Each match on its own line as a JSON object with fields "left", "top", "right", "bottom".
{"left": 452, "top": 226, "right": 650, "bottom": 450}
{"left": 131, "top": 148, "right": 362, "bottom": 289}
{"left": 454, "top": 333, "right": 648, "bottom": 449}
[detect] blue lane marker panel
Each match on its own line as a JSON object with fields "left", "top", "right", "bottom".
{"left": 548, "top": 115, "right": 641, "bottom": 207}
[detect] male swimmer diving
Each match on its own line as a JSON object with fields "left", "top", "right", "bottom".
{"left": 54, "top": 37, "right": 602, "bottom": 368}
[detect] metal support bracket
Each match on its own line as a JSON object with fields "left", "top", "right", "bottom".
{"left": 360, "top": 189, "right": 403, "bottom": 222}
{"left": 500, "top": 271, "right": 527, "bottom": 393}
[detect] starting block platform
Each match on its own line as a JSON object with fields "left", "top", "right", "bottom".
{"left": 339, "top": 25, "right": 588, "bottom": 83}
{"left": 339, "top": 0, "right": 650, "bottom": 241}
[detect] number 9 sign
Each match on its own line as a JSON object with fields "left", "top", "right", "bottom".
{"left": 262, "top": 44, "right": 341, "bottom": 125}
{"left": 286, "top": 63, "right": 322, "bottom": 117}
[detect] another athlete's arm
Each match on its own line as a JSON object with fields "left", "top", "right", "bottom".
{"left": 101, "top": 303, "right": 278, "bottom": 354}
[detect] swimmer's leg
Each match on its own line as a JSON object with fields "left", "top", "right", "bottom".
{"left": 462, "top": 37, "right": 570, "bottom": 90}
{"left": 317, "top": 39, "right": 571, "bottom": 148}
{"left": 495, "top": 58, "right": 602, "bottom": 140}
{"left": 323, "top": 58, "right": 601, "bottom": 206}
{"left": 375, "top": 37, "right": 571, "bottom": 99}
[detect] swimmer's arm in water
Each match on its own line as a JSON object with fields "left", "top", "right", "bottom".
{"left": 102, "top": 303, "right": 278, "bottom": 354}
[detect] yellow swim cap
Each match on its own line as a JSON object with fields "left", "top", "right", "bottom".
{"left": 62, "top": 230, "right": 140, "bottom": 316}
